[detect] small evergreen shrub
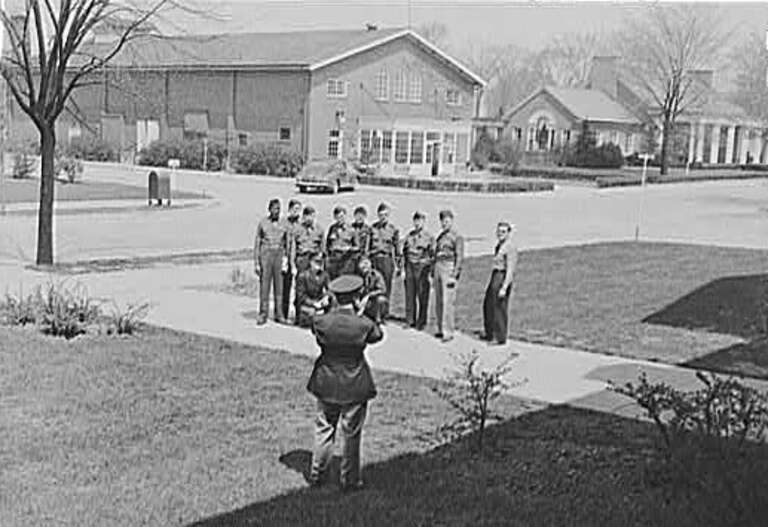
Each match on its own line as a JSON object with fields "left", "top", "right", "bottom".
{"left": 65, "top": 136, "right": 119, "bottom": 162}
{"left": 138, "top": 139, "right": 227, "bottom": 171}
{"left": 231, "top": 144, "right": 304, "bottom": 177}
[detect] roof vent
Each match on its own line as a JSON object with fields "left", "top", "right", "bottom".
{"left": 366, "top": 23, "right": 378, "bottom": 31}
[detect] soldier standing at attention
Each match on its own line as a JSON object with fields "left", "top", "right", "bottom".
{"left": 482, "top": 222, "right": 517, "bottom": 345}
{"left": 370, "top": 202, "right": 401, "bottom": 320}
{"left": 403, "top": 211, "right": 435, "bottom": 331}
{"left": 281, "top": 198, "right": 303, "bottom": 321}
{"left": 307, "top": 275, "right": 383, "bottom": 492}
{"left": 433, "top": 209, "right": 464, "bottom": 342}
{"left": 350, "top": 205, "right": 373, "bottom": 270}
{"left": 326, "top": 206, "right": 357, "bottom": 280}
{"left": 291, "top": 206, "right": 325, "bottom": 276}
{"left": 253, "top": 198, "right": 289, "bottom": 325}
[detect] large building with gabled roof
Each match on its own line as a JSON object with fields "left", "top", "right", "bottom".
{"left": 8, "top": 26, "right": 486, "bottom": 177}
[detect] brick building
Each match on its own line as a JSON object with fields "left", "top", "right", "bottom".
{"left": 8, "top": 27, "right": 486, "bottom": 177}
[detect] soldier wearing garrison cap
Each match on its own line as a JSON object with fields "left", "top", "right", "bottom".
{"left": 350, "top": 205, "right": 373, "bottom": 270}
{"left": 433, "top": 209, "right": 464, "bottom": 342}
{"left": 369, "top": 202, "right": 401, "bottom": 320}
{"left": 307, "top": 274, "right": 383, "bottom": 492}
{"left": 325, "top": 206, "right": 358, "bottom": 280}
{"left": 281, "top": 198, "right": 303, "bottom": 320}
{"left": 403, "top": 211, "right": 435, "bottom": 330}
{"left": 253, "top": 198, "right": 289, "bottom": 325}
{"left": 291, "top": 205, "right": 326, "bottom": 276}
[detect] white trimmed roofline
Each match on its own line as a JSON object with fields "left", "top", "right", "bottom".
{"left": 308, "top": 29, "right": 487, "bottom": 87}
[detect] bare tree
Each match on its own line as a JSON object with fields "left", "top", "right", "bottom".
{"left": 0, "top": 0, "right": 200, "bottom": 265}
{"left": 539, "top": 31, "right": 610, "bottom": 88}
{"left": 729, "top": 31, "right": 768, "bottom": 123}
{"left": 615, "top": 4, "right": 732, "bottom": 175}
{"left": 416, "top": 20, "right": 449, "bottom": 49}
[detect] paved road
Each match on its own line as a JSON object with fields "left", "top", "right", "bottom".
{"left": 1, "top": 163, "right": 767, "bottom": 264}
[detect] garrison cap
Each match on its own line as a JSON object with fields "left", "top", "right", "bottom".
{"left": 329, "top": 274, "right": 364, "bottom": 295}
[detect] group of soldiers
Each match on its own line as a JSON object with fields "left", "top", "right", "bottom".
{"left": 253, "top": 197, "right": 464, "bottom": 342}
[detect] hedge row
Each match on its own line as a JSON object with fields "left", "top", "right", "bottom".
{"left": 595, "top": 171, "right": 768, "bottom": 188}
{"left": 358, "top": 174, "right": 554, "bottom": 193}
{"left": 231, "top": 144, "right": 304, "bottom": 177}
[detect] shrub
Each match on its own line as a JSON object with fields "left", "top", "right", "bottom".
{"left": 37, "top": 281, "right": 102, "bottom": 339}
{"left": 65, "top": 136, "right": 119, "bottom": 162}
{"left": 138, "top": 139, "right": 227, "bottom": 171}
{"left": 431, "top": 350, "right": 524, "bottom": 453}
{"left": 55, "top": 156, "right": 84, "bottom": 183}
{"left": 231, "top": 144, "right": 304, "bottom": 177}
{"left": 1, "top": 287, "right": 42, "bottom": 326}
{"left": 105, "top": 301, "right": 150, "bottom": 335}
{"left": 12, "top": 151, "right": 36, "bottom": 179}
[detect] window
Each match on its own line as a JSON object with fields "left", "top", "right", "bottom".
{"left": 393, "top": 70, "right": 407, "bottom": 101}
{"left": 238, "top": 133, "right": 248, "bottom": 147}
{"left": 371, "top": 131, "right": 382, "bottom": 163}
{"left": 516, "top": 127, "right": 522, "bottom": 141}
{"left": 328, "top": 129, "right": 341, "bottom": 159}
{"left": 375, "top": 68, "right": 389, "bottom": 100}
{"left": 408, "top": 72, "right": 422, "bottom": 103}
{"left": 360, "top": 129, "right": 372, "bottom": 162}
{"left": 610, "top": 130, "right": 619, "bottom": 145}
{"left": 625, "top": 133, "right": 633, "bottom": 153}
{"left": 327, "top": 79, "right": 347, "bottom": 98}
{"left": 279, "top": 127, "right": 291, "bottom": 141}
{"left": 410, "top": 132, "right": 424, "bottom": 164}
{"left": 395, "top": 131, "right": 409, "bottom": 163}
{"left": 456, "top": 133, "right": 468, "bottom": 164}
{"left": 443, "top": 133, "right": 456, "bottom": 164}
{"left": 446, "top": 89, "right": 461, "bottom": 106}
{"left": 561, "top": 129, "right": 571, "bottom": 145}
{"left": 382, "top": 131, "right": 393, "bottom": 163}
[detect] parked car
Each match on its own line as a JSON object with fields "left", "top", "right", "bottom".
{"left": 295, "top": 159, "right": 358, "bottom": 193}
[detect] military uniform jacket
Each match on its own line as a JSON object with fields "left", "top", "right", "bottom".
{"left": 403, "top": 228, "right": 435, "bottom": 268}
{"left": 293, "top": 221, "right": 325, "bottom": 258}
{"left": 361, "top": 268, "right": 386, "bottom": 296}
{"left": 326, "top": 222, "right": 357, "bottom": 255}
{"left": 351, "top": 222, "right": 373, "bottom": 255}
{"left": 254, "top": 216, "right": 288, "bottom": 254}
{"left": 435, "top": 227, "right": 464, "bottom": 271}
{"left": 295, "top": 269, "right": 330, "bottom": 307}
{"left": 307, "top": 306, "right": 384, "bottom": 404}
{"left": 370, "top": 220, "right": 401, "bottom": 262}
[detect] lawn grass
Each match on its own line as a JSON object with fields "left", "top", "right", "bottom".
{"left": 4, "top": 324, "right": 768, "bottom": 526}
{"left": 388, "top": 242, "right": 768, "bottom": 375}
{"left": 0, "top": 177, "right": 203, "bottom": 203}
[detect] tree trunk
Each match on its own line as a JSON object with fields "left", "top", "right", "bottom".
{"left": 36, "top": 125, "right": 56, "bottom": 266}
{"left": 660, "top": 117, "right": 672, "bottom": 176}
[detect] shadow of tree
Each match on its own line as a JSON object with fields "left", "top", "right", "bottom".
{"left": 187, "top": 405, "right": 768, "bottom": 527}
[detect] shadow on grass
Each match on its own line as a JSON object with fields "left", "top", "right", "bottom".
{"left": 643, "top": 274, "right": 768, "bottom": 378}
{"left": 188, "top": 405, "right": 768, "bottom": 527}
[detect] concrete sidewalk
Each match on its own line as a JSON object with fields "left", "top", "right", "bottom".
{"left": 2, "top": 259, "right": 750, "bottom": 422}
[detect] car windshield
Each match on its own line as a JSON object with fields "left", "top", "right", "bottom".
{"left": 303, "top": 161, "right": 336, "bottom": 175}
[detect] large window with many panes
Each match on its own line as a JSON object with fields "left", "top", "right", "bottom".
{"left": 375, "top": 69, "right": 388, "bottom": 100}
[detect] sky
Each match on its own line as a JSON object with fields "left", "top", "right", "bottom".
{"left": 185, "top": 1, "right": 768, "bottom": 51}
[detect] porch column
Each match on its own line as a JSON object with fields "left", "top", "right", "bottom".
{"left": 695, "top": 122, "right": 706, "bottom": 162}
{"left": 738, "top": 127, "right": 749, "bottom": 164}
{"left": 709, "top": 125, "right": 720, "bottom": 164}
{"left": 686, "top": 122, "right": 695, "bottom": 164}
{"left": 724, "top": 126, "right": 735, "bottom": 164}
{"left": 761, "top": 134, "right": 768, "bottom": 164}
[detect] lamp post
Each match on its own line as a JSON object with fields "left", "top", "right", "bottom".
{"left": 0, "top": 0, "right": 7, "bottom": 216}
{"left": 634, "top": 153, "right": 652, "bottom": 241}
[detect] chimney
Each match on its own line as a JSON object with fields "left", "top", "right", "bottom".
{"left": 587, "top": 56, "right": 620, "bottom": 99}
{"left": 688, "top": 69, "right": 714, "bottom": 90}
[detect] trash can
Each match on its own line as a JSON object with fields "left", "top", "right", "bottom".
{"left": 148, "top": 171, "right": 171, "bottom": 206}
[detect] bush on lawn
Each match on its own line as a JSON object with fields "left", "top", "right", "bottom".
{"left": 64, "top": 136, "right": 119, "bottom": 162}
{"left": 12, "top": 151, "right": 36, "bottom": 179}
{"left": 37, "top": 281, "right": 102, "bottom": 339}
{"left": 1, "top": 287, "right": 42, "bottom": 326}
{"left": 563, "top": 122, "right": 624, "bottom": 169}
{"left": 105, "top": 301, "right": 150, "bottom": 335}
{"left": 471, "top": 132, "right": 522, "bottom": 173}
{"left": 138, "top": 139, "right": 227, "bottom": 171}
{"left": 231, "top": 144, "right": 304, "bottom": 177}
{"left": 54, "top": 156, "right": 84, "bottom": 183}
{"left": 431, "top": 350, "right": 524, "bottom": 453}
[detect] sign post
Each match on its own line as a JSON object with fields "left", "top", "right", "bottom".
{"left": 634, "top": 153, "right": 652, "bottom": 242}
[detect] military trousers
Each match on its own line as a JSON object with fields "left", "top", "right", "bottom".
{"left": 483, "top": 270, "right": 511, "bottom": 344}
{"left": 281, "top": 267, "right": 294, "bottom": 320}
{"left": 310, "top": 399, "right": 368, "bottom": 487}
{"left": 434, "top": 260, "right": 457, "bottom": 338}
{"left": 404, "top": 263, "right": 431, "bottom": 328}
{"left": 371, "top": 255, "right": 394, "bottom": 317}
{"left": 258, "top": 248, "right": 285, "bottom": 321}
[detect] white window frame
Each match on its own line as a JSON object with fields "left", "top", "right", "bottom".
{"left": 327, "top": 79, "right": 347, "bottom": 98}
{"left": 375, "top": 68, "right": 389, "bottom": 101}
{"left": 279, "top": 127, "right": 291, "bottom": 141}
{"left": 328, "top": 129, "right": 342, "bottom": 159}
{"left": 408, "top": 72, "right": 422, "bottom": 103}
{"left": 446, "top": 89, "right": 461, "bottom": 106}
{"left": 393, "top": 70, "right": 407, "bottom": 102}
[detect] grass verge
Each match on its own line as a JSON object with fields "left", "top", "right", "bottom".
{"left": 0, "top": 177, "right": 204, "bottom": 203}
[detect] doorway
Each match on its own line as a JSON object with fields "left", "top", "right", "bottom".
{"left": 429, "top": 142, "right": 440, "bottom": 176}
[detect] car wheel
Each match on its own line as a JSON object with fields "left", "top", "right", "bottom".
{"left": 298, "top": 185, "right": 306, "bottom": 193}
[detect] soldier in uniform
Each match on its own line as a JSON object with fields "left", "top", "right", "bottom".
{"left": 307, "top": 274, "right": 383, "bottom": 492}
{"left": 294, "top": 252, "right": 332, "bottom": 328}
{"left": 281, "top": 198, "right": 303, "bottom": 320}
{"left": 357, "top": 255, "right": 388, "bottom": 324}
{"left": 291, "top": 205, "right": 325, "bottom": 275}
{"left": 253, "top": 198, "right": 289, "bottom": 325}
{"left": 433, "top": 209, "right": 464, "bottom": 342}
{"left": 402, "top": 211, "right": 435, "bottom": 330}
{"left": 325, "top": 206, "right": 357, "bottom": 280}
{"left": 482, "top": 222, "right": 518, "bottom": 345}
{"left": 369, "top": 202, "right": 401, "bottom": 319}
{"left": 350, "top": 205, "right": 372, "bottom": 270}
